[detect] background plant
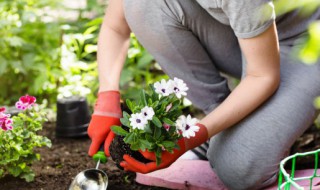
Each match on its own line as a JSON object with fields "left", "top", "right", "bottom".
{"left": 0, "top": 0, "right": 62, "bottom": 106}
{"left": 274, "top": 0, "right": 320, "bottom": 64}
{"left": 0, "top": 97, "right": 52, "bottom": 182}
{"left": 0, "top": 0, "right": 168, "bottom": 111}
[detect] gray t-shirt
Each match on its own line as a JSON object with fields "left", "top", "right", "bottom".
{"left": 196, "top": 0, "right": 275, "bottom": 38}
{"left": 196, "top": 0, "right": 320, "bottom": 41}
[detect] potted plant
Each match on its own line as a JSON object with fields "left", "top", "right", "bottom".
{"left": 0, "top": 95, "right": 52, "bottom": 182}
{"left": 110, "top": 78, "right": 200, "bottom": 167}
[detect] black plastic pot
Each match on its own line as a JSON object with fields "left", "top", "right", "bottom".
{"left": 56, "top": 97, "right": 91, "bottom": 138}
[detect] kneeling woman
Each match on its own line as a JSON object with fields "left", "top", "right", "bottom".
{"left": 87, "top": 0, "right": 320, "bottom": 189}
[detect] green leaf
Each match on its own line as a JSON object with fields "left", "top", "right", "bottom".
{"left": 145, "top": 134, "right": 154, "bottom": 142}
{"left": 123, "top": 111, "right": 130, "bottom": 119}
{"left": 130, "top": 142, "right": 140, "bottom": 151}
{"left": 163, "top": 118, "right": 175, "bottom": 126}
{"left": 169, "top": 100, "right": 181, "bottom": 111}
{"left": 124, "top": 133, "right": 134, "bottom": 144}
{"left": 151, "top": 101, "right": 159, "bottom": 108}
{"left": 120, "top": 117, "right": 130, "bottom": 127}
{"left": 86, "top": 17, "right": 103, "bottom": 27}
{"left": 140, "top": 89, "right": 147, "bottom": 107}
{"left": 21, "top": 172, "right": 35, "bottom": 182}
{"left": 154, "top": 127, "right": 162, "bottom": 139}
{"left": 144, "top": 123, "right": 153, "bottom": 134}
{"left": 84, "top": 44, "right": 97, "bottom": 54}
{"left": 152, "top": 116, "right": 162, "bottom": 128}
{"left": 126, "top": 99, "right": 134, "bottom": 112}
{"left": 9, "top": 166, "right": 22, "bottom": 177}
{"left": 120, "top": 69, "right": 134, "bottom": 87}
{"left": 19, "top": 163, "right": 26, "bottom": 169}
{"left": 158, "top": 103, "right": 167, "bottom": 115}
{"left": 32, "top": 73, "right": 47, "bottom": 93}
{"left": 140, "top": 139, "right": 152, "bottom": 150}
{"left": 155, "top": 148, "right": 162, "bottom": 166}
{"left": 149, "top": 84, "right": 159, "bottom": 100}
{"left": 84, "top": 25, "right": 99, "bottom": 35}
{"left": 137, "top": 52, "right": 154, "bottom": 69}
{"left": 162, "top": 141, "right": 176, "bottom": 149}
{"left": 111, "top": 126, "right": 129, "bottom": 136}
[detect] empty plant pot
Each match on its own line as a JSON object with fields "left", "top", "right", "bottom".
{"left": 56, "top": 96, "right": 91, "bottom": 138}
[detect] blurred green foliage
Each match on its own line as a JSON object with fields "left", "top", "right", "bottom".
{"left": 121, "top": 33, "right": 168, "bottom": 101}
{"left": 0, "top": 0, "right": 167, "bottom": 109}
{"left": 314, "top": 97, "right": 320, "bottom": 109}
{"left": 0, "top": 0, "right": 62, "bottom": 105}
{"left": 60, "top": 19, "right": 168, "bottom": 106}
{"left": 57, "top": 18, "right": 102, "bottom": 106}
{"left": 299, "top": 21, "right": 320, "bottom": 64}
{"left": 274, "top": 0, "right": 320, "bottom": 17}
{"left": 274, "top": 0, "right": 320, "bottom": 64}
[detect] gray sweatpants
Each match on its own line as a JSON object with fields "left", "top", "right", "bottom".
{"left": 123, "top": 0, "right": 320, "bottom": 189}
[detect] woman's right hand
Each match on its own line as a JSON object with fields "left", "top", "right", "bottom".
{"left": 89, "top": 0, "right": 130, "bottom": 156}
{"left": 87, "top": 91, "right": 122, "bottom": 157}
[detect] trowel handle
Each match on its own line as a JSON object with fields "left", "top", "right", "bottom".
{"left": 93, "top": 144, "right": 107, "bottom": 164}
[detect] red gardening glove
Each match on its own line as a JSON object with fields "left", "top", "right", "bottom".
{"left": 120, "top": 123, "right": 208, "bottom": 174}
{"left": 88, "top": 91, "right": 122, "bottom": 157}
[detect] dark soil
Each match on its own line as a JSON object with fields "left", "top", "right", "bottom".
{"left": 285, "top": 124, "right": 320, "bottom": 170}
{"left": 0, "top": 123, "right": 168, "bottom": 190}
{"left": 0, "top": 121, "right": 319, "bottom": 190}
{"left": 109, "top": 135, "right": 151, "bottom": 169}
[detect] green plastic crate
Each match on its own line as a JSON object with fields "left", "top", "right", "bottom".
{"left": 278, "top": 149, "right": 320, "bottom": 190}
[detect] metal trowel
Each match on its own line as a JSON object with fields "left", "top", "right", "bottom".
{"left": 69, "top": 146, "right": 108, "bottom": 190}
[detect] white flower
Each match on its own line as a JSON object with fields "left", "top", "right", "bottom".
{"left": 129, "top": 113, "right": 148, "bottom": 130}
{"left": 154, "top": 79, "right": 173, "bottom": 96}
{"left": 176, "top": 115, "right": 199, "bottom": 139}
{"left": 170, "top": 77, "right": 188, "bottom": 98}
{"left": 141, "top": 106, "right": 155, "bottom": 121}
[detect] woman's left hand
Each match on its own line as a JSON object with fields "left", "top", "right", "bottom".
{"left": 120, "top": 138, "right": 186, "bottom": 173}
{"left": 120, "top": 123, "right": 208, "bottom": 173}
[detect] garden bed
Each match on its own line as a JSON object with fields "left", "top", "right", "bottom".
{"left": 0, "top": 122, "right": 319, "bottom": 190}
{"left": 0, "top": 122, "right": 168, "bottom": 190}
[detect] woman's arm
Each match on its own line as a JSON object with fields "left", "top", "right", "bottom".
{"left": 98, "top": 0, "right": 131, "bottom": 92}
{"left": 201, "top": 22, "right": 280, "bottom": 137}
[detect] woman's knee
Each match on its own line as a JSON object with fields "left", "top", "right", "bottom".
{"left": 208, "top": 152, "right": 278, "bottom": 190}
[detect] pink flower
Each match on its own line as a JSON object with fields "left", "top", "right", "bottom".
{"left": 0, "top": 107, "right": 5, "bottom": 113}
{"left": 0, "top": 107, "right": 10, "bottom": 119}
{"left": 163, "top": 123, "right": 170, "bottom": 131}
{"left": 0, "top": 117, "right": 13, "bottom": 131}
{"left": 165, "top": 103, "right": 172, "bottom": 112}
{"left": 15, "top": 95, "right": 36, "bottom": 110}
